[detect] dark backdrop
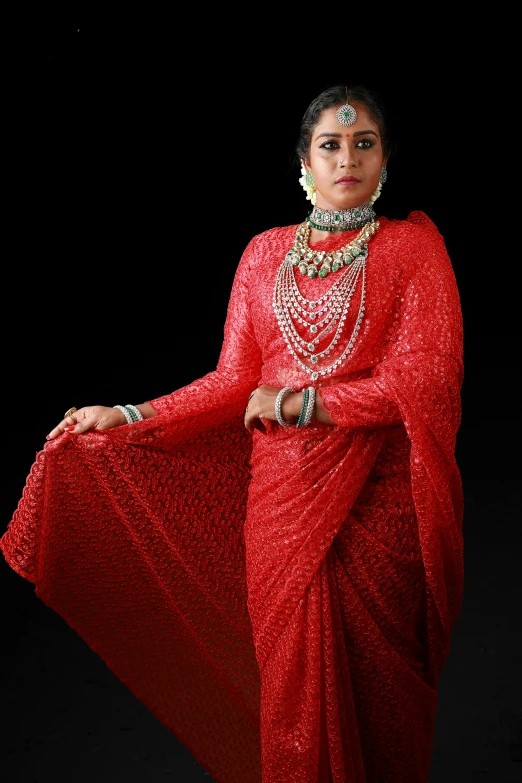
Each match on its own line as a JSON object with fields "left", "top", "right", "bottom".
{"left": 4, "top": 21, "right": 516, "bottom": 498}
{"left": 2, "top": 17, "right": 519, "bottom": 783}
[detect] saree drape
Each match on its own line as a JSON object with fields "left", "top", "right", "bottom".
{"left": 1, "top": 211, "right": 464, "bottom": 783}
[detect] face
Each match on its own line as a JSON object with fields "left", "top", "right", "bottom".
{"left": 303, "top": 102, "right": 387, "bottom": 211}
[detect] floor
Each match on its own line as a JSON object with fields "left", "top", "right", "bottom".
{"left": 1, "top": 480, "right": 520, "bottom": 783}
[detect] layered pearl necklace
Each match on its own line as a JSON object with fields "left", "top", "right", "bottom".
{"left": 273, "top": 218, "right": 380, "bottom": 381}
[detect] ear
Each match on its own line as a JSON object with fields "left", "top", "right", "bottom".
{"left": 301, "top": 157, "right": 311, "bottom": 172}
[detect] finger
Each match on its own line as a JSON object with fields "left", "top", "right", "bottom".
{"left": 244, "top": 411, "right": 255, "bottom": 434}
{"left": 244, "top": 411, "right": 266, "bottom": 434}
{"left": 64, "top": 407, "right": 96, "bottom": 434}
{"left": 46, "top": 407, "right": 87, "bottom": 440}
{"left": 46, "top": 420, "right": 73, "bottom": 440}
{"left": 253, "top": 418, "right": 266, "bottom": 434}
{"left": 63, "top": 407, "right": 79, "bottom": 424}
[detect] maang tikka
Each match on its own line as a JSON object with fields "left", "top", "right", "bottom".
{"left": 336, "top": 88, "right": 357, "bottom": 127}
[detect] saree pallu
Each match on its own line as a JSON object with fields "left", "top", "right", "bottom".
{"left": 1, "top": 413, "right": 263, "bottom": 782}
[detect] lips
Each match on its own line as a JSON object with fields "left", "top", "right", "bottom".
{"left": 336, "top": 176, "right": 360, "bottom": 184}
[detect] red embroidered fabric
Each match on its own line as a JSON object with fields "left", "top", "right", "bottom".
{"left": 0, "top": 211, "right": 464, "bottom": 783}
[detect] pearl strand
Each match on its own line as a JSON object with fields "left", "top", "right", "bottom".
{"left": 273, "top": 222, "right": 380, "bottom": 380}
{"left": 274, "top": 267, "right": 367, "bottom": 381}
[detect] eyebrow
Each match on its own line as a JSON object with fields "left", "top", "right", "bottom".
{"left": 314, "top": 130, "right": 379, "bottom": 140}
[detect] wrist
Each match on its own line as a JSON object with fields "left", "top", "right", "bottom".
{"left": 282, "top": 391, "right": 303, "bottom": 421}
{"left": 137, "top": 403, "right": 157, "bottom": 420}
{"left": 113, "top": 407, "right": 129, "bottom": 425}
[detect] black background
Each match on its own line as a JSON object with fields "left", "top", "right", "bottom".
{"left": 4, "top": 20, "right": 516, "bottom": 491}
{"left": 1, "top": 15, "right": 520, "bottom": 783}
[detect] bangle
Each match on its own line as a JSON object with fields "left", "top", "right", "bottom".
{"left": 296, "top": 388, "right": 309, "bottom": 428}
{"left": 124, "top": 404, "right": 143, "bottom": 422}
{"left": 303, "top": 386, "right": 316, "bottom": 427}
{"left": 113, "top": 404, "right": 133, "bottom": 424}
{"left": 275, "top": 387, "right": 296, "bottom": 427}
{"left": 296, "top": 386, "right": 316, "bottom": 428}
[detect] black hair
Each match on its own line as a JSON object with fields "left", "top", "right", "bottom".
{"left": 295, "top": 83, "right": 393, "bottom": 162}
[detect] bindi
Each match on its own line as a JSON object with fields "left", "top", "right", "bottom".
{"left": 345, "top": 133, "right": 351, "bottom": 137}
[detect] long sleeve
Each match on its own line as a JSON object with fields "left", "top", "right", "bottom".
{"left": 320, "top": 214, "right": 463, "bottom": 441}
{"left": 320, "top": 378, "right": 402, "bottom": 429}
{"left": 148, "top": 237, "right": 263, "bottom": 419}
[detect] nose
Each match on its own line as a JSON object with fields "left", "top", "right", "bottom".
{"left": 339, "top": 145, "right": 359, "bottom": 168}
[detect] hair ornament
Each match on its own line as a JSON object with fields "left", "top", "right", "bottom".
{"left": 369, "top": 168, "right": 388, "bottom": 205}
{"left": 299, "top": 162, "right": 317, "bottom": 205}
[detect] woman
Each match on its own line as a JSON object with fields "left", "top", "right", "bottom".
{"left": 1, "top": 84, "right": 464, "bottom": 783}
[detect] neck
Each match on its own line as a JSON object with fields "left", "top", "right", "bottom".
{"left": 307, "top": 202, "right": 376, "bottom": 233}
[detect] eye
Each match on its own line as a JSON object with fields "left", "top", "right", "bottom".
{"left": 319, "top": 140, "right": 340, "bottom": 150}
{"left": 355, "top": 138, "right": 375, "bottom": 150}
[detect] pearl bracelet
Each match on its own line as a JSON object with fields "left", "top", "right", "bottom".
{"left": 113, "top": 405, "right": 133, "bottom": 424}
{"left": 124, "top": 404, "right": 143, "bottom": 422}
{"left": 113, "top": 404, "right": 143, "bottom": 424}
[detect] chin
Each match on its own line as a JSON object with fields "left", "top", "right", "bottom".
{"left": 322, "top": 193, "right": 370, "bottom": 210}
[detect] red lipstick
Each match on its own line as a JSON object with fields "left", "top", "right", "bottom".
{"left": 336, "top": 176, "right": 360, "bottom": 185}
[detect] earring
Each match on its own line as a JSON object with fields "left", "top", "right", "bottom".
{"left": 299, "top": 163, "right": 317, "bottom": 205}
{"left": 369, "top": 168, "right": 388, "bottom": 205}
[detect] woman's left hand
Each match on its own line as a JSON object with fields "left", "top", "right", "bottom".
{"left": 244, "top": 385, "right": 302, "bottom": 434}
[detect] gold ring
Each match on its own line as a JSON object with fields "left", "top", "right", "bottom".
{"left": 64, "top": 407, "right": 78, "bottom": 423}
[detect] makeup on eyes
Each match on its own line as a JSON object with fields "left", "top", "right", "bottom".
{"left": 314, "top": 129, "right": 378, "bottom": 141}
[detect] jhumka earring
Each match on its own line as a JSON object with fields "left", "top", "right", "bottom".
{"left": 299, "top": 162, "right": 317, "bottom": 205}
{"left": 335, "top": 88, "right": 357, "bottom": 127}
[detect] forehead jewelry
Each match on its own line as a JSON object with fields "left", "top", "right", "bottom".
{"left": 335, "top": 88, "right": 357, "bottom": 127}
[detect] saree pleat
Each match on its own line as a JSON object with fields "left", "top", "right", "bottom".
{"left": 245, "top": 425, "right": 385, "bottom": 672}
{"left": 245, "top": 424, "right": 383, "bottom": 781}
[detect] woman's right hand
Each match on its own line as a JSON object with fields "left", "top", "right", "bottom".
{"left": 46, "top": 405, "right": 128, "bottom": 441}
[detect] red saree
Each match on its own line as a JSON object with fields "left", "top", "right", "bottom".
{"left": 0, "top": 211, "right": 464, "bottom": 783}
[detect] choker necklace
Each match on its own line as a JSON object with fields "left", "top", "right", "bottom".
{"left": 307, "top": 203, "right": 376, "bottom": 232}
{"left": 273, "top": 220, "right": 380, "bottom": 381}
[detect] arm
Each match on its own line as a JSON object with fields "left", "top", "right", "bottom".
{"left": 315, "top": 221, "right": 463, "bottom": 434}
{"left": 46, "top": 237, "right": 263, "bottom": 440}
{"left": 246, "top": 219, "right": 462, "bottom": 435}
{"left": 244, "top": 384, "right": 334, "bottom": 433}
{"left": 147, "top": 236, "right": 263, "bottom": 420}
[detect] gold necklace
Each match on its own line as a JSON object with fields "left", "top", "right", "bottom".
{"left": 285, "top": 219, "right": 379, "bottom": 279}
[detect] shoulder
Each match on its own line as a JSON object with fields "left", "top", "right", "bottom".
{"left": 240, "top": 224, "right": 298, "bottom": 269}
{"left": 378, "top": 210, "right": 449, "bottom": 271}
{"left": 380, "top": 210, "right": 445, "bottom": 244}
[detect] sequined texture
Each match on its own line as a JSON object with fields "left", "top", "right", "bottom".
{"left": 0, "top": 211, "right": 464, "bottom": 783}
